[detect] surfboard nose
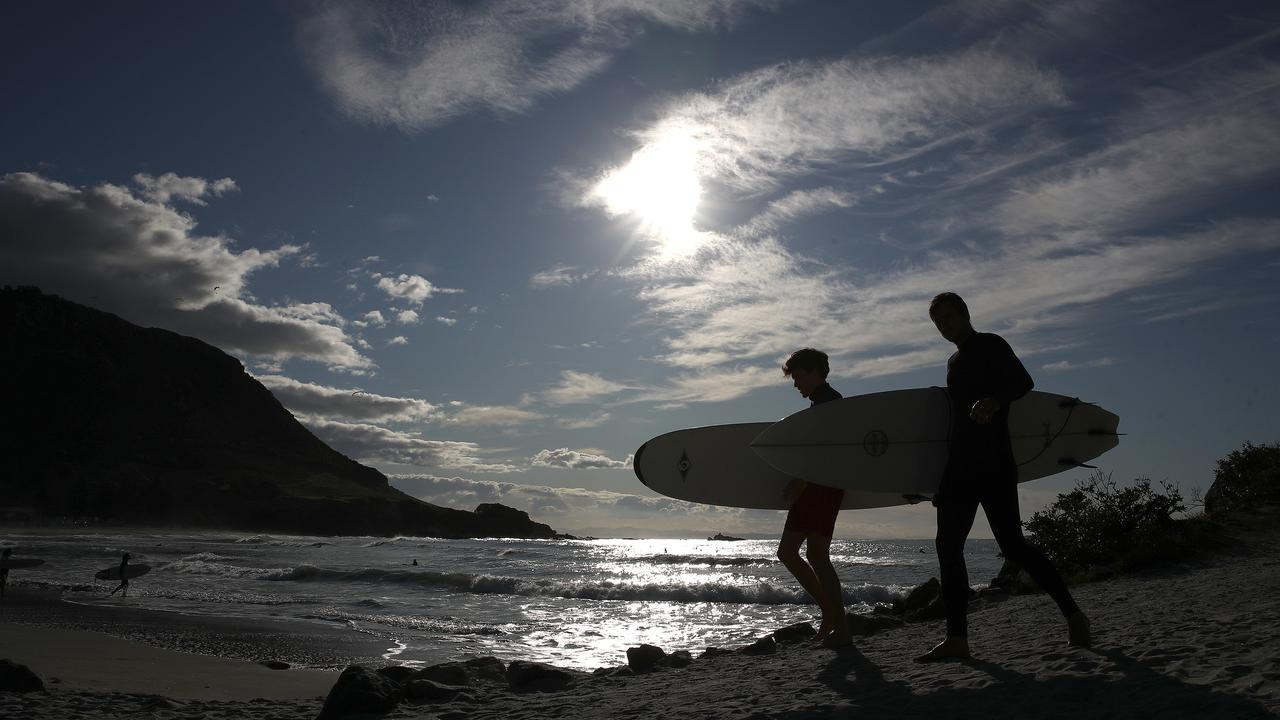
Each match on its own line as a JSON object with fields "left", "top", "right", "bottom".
{"left": 633, "top": 441, "right": 648, "bottom": 486}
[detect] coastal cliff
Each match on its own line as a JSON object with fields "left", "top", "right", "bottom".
{"left": 0, "top": 286, "right": 557, "bottom": 538}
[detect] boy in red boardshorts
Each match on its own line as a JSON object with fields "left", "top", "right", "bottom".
{"left": 777, "top": 348, "right": 850, "bottom": 648}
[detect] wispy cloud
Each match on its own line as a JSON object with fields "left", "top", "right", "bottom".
{"left": 530, "top": 264, "right": 591, "bottom": 289}
{"left": 530, "top": 448, "right": 632, "bottom": 470}
{"left": 373, "top": 273, "right": 462, "bottom": 305}
{"left": 0, "top": 172, "right": 372, "bottom": 371}
{"left": 447, "top": 404, "right": 545, "bottom": 428}
{"left": 255, "top": 375, "right": 442, "bottom": 423}
{"left": 1040, "top": 356, "right": 1116, "bottom": 373}
{"left": 133, "top": 172, "right": 237, "bottom": 206}
{"left": 303, "top": 417, "right": 522, "bottom": 473}
{"left": 298, "top": 0, "right": 784, "bottom": 132}
{"left": 541, "top": 370, "right": 638, "bottom": 406}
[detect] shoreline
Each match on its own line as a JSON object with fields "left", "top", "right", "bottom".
{"left": 2, "top": 519, "right": 1278, "bottom": 718}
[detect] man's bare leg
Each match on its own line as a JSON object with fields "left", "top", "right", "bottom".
{"left": 777, "top": 530, "right": 830, "bottom": 635}
{"left": 806, "top": 535, "right": 851, "bottom": 647}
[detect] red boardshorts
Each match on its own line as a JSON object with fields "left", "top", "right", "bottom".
{"left": 783, "top": 482, "right": 844, "bottom": 538}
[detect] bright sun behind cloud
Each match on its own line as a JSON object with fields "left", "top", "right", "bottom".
{"left": 592, "top": 124, "right": 708, "bottom": 258}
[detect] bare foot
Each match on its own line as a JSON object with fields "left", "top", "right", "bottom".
{"left": 813, "top": 619, "right": 834, "bottom": 643}
{"left": 913, "top": 636, "right": 970, "bottom": 662}
{"left": 1067, "top": 610, "right": 1091, "bottom": 647}
{"left": 821, "top": 621, "right": 852, "bottom": 648}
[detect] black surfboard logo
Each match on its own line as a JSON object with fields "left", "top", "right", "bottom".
{"left": 863, "top": 430, "right": 889, "bottom": 456}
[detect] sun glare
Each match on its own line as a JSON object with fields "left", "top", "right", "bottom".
{"left": 593, "top": 126, "right": 707, "bottom": 257}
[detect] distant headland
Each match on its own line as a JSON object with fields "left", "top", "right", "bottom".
{"left": 0, "top": 286, "right": 560, "bottom": 539}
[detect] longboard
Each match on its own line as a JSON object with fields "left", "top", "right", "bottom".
{"left": 95, "top": 564, "right": 151, "bottom": 581}
{"left": 0, "top": 558, "right": 44, "bottom": 570}
{"left": 633, "top": 422, "right": 929, "bottom": 510}
{"left": 750, "top": 388, "right": 1120, "bottom": 496}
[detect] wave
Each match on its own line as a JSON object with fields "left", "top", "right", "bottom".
{"left": 232, "top": 535, "right": 329, "bottom": 548}
{"left": 633, "top": 555, "right": 770, "bottom": 568}
{"left": 300, "top": 610, "right": 506, "bottom": 636}
{"left": 267, "top": 565, "right": 905, "bottom": 606}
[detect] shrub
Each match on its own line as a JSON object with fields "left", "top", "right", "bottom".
{"left": 1023, "top": 471, "right": 1186, "bottom": 575}
{"left": 1204, "top": 442, "right": 1280, "bottom": 515}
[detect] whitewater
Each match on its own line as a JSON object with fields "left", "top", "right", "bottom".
{"left": 1, "top": 531, "right": 1003, "bottom": 670}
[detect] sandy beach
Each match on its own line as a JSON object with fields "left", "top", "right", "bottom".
{"left": 3, "top": 514, "right": 1277, "bottom": 719}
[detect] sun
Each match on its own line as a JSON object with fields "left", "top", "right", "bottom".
{"left": 592, "top": 125, "right": 708, "bottom": 257}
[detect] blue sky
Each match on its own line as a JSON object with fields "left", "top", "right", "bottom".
{"left": 3, "top": 1, "right": 1278, "bottom": 538}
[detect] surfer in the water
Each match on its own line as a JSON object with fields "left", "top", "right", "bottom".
{"left": 916, "top": 292, "right": 1089, "bottom": 662}
{"left": 777, "top": 348, "right": 852, "bottom": 648}
{"left": 108, "top": 552, "right": 132, "bottom": 597}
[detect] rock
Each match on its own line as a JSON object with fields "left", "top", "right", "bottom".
{"left": 259, "top": 660, "right": 290, "bottom": 670}
{"left": 626, "top": 643, "right": 666, "bottom": 672}
{"left": 903, "top": 577, "right": 941, "bottom": 612}
{"left": 845, "top": 612, "right": 905, "bottom": 636}
{"left": 771, "top": 621, "right": 816, "bottom": 643}
{"left": 699, "top": 647, "right": 733, "bottom": 660}
{"left": 988, "top": 558, "right": 1021, "bottom": 590}
{"left": 906, "top": 594, "right": 948, "bottom": 623}
{"left": 870, "top": 603, "right": 897, "bottom": 616}
{"left": 593, "top": 665, "right": 635, "bottom": 678}
{"left": 317, "top": 665, "right": 404, "bottom": 720}
{"left": 462, "top": 657, "right": 507, "bottom": 683}
{"left": 0, "top": 660, "right": 44, "bottom": 693}
{"left": 406, "top": 679, "right": 468, "bottom": 703}
{"left": 376, "top": 665, "right": 418, "bottom": 685}
{"left": 667, "top": 650, "right": 693, "bottom": 668}
{"left": 738, "top": 636, "right": 778, "bottom": 656}
{"left": 415, "top": 663, "right": 471, "bottom": 687}
{"left": 505, "top": 661, "right": 580, "bottom": 693}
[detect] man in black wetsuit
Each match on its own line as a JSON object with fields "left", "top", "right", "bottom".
{"left": 916, "top": 292, "right": 1089, "bottom": 662}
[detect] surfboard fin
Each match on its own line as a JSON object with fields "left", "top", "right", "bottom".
{"left": 901, "top": 494, "right": 932, "bottom": 505}
{"left": 1057, "top": 458, "right": 1098, "bottom": 469}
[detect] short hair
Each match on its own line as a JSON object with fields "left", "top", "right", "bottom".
{"left": 783, "top": 348, "right": 829, "bottom": 378}
{"left": 929, "top": 292, "right": 969, "bottom": 320}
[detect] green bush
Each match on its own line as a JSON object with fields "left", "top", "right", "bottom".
{"left": 1023, "top": 472, "right": 1186, "bottom": 575}
{"left": 1205, "top": 442, "right": 1280, "bottom": 515}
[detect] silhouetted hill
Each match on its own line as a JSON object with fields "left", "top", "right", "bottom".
{"left": 0, "top": 286, "right": 557, "bottom": 538}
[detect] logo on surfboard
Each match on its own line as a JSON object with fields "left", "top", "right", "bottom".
{"left": 863, "top": 430, "right": 889, "bottom": 456}
{"left": 677, "top": 450, "right": 693, "bottom": 480}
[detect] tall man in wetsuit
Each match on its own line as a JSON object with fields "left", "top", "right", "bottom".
{"left": 777, "top": 348, "right": 851, "bottom": 648}
{"left": 916, "top": 293, "right": 1089, "bottom": 662}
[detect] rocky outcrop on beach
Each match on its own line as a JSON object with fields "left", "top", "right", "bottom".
{"left": 0, "top": 286, "right": 557, "bottom": 538}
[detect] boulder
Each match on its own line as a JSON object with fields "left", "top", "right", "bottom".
{"left": 626, "top": 644, "right": 666, "bottom": 672}
{"left": 667, "top": 650, "right": 693, "bottom": 668}
{"left": 699, "top": 647, "right": 733, "bottom": 660}
{"left": 462, "top": 656, "right": 507, "bottom": 683}
{"left": 906, "top": 594, "right": 948, "bottom": 623}
{"left": 988, "top": 558, "right": 1021, "bottom": 591}
{"left": 738, "top": 636, "right": 777, "bottom": 656}
{"left": 771, "top": 621, "right": 816, "bottom": 643}
{"left": 406, "top": 679, "right": 468, "bottom": 703}
{"left": 415, "top": 663, "right": 471, "bottom": 686}
{"left": 505, "top": 661, "right": 580, "bottom": 693}
{"left": 317, "top": 665, "right": 404, "bottom": 720}
{"left": 845, "top": 612, "right": 905, "bottom": 636}
{"left": 0, "top": 660, "right": 44, "bottom": 693}
{"left": 375, "top": 665, "right": 417, "bottom": 685}
{"left": 902, "top": 577, "right": 940, "bottom": 612}
{"left": 259, "top": 660, "right": 290, "bottom": 670}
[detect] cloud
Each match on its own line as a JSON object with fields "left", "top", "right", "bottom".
{"left": 541, "top": 370, "right": 637, "bottom": 406}
{"left": 1040, "top": 357, "right": 1116, "bottom": 373}
{"left": 303, "top": 417, "right": 522, "bottom": 473}
{"left": 0, "top": 172, "right": 372, "bottom": 370}
{"left": 133, "top": 172, "right": 238, "bottom": 206}
{"left": 255, "top": 375, "right": 443, "bottom": 422}
{"left": 530, "top": 264, "right": 591, "bottom": 289}
{"left": 388, "top": 336, "right": 408, "bottom": 346}
{"left": 298, "top": 0, "right": 784, "bottom": 132}
{"left": 436, "top": 316, "right": 457, "bottom": 327}
{"left": 357, "top": 310, "right": 387, "bottom": 328}
{"left": 396, "top": 309, "right": 420, "bottom": 325}
{"left": 994, "top": 109, "right": 1280, "bottom": 238}
{"left": 530, "top": 448, "right": 632, "bottom": 470}
{"left": 447, "top": 404, "right": 546, "bottom": 428}
{"left": 373, "top": 273, "right": 462, "bottom": 305}
{"left": 736, "top": 186, "right": 860, "bottom": 237}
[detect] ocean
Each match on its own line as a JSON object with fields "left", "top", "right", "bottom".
{"left": 1, "top": 531, "right": 1003, "bottom": 671}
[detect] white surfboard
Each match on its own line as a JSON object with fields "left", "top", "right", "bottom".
{"left": 633, "top": 422, "right": 931, "bottom": 510}
{"left": 750, "top": 388, "right": 1120, "bottom": 496}
{"left": 95, "top": 564, "right": 151, "bottom": 581}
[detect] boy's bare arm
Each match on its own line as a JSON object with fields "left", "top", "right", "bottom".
{"left": 783, "top": 478, "right": 807, "bottom": 506}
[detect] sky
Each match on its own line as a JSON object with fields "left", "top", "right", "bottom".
{"left": 2, "top": 1, "right": 1278, "bottom": 539}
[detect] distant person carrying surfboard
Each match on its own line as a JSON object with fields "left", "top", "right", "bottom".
{"left": 777, "top": 348, "right": 852, "bottom": 649}
{"left": 108, "top": 553, "right": 133, "bottom": 597}
{"left": 916, "top": 292, "right": 1089, "bottom": 662}
{"left": 1, "top": 548, "right": 10, "bottom": 597}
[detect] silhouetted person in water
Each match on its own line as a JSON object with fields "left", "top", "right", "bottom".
{"left": 916, "top": 292, "right": 1089, "bottom": 662}
{"left": 777, "top": 348, "right": 852, "bottom": 648}
{"left": 108, "top": 553, "right": 132, "bottom": 597}
{"left": 1, "top": 548, "right": 10, "bottom": 597}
